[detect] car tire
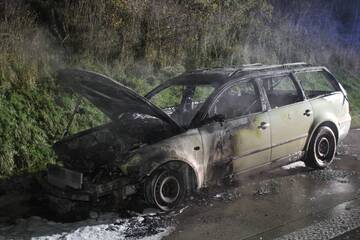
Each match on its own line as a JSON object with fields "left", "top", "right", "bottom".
{"left": 305, "top": 126, "right": 337, "bottom": 169}
{"left": 145, "top": 169, "right": 185, "bottom": 211}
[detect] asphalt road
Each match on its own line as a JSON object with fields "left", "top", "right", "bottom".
{"left": 1, "top": 130, "right": 360, "bottom": 240}
{"left": 166, "top": 129, "right": 360, "bottom": 240}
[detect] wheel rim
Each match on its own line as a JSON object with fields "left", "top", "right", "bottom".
{"left": 152, "top": 171, "right": 183, "bottom": 210}
{"left": 159, "top": 176, "right": 180, "bottom": 204}
{"left": 314, "top": 131, "right": 336, "bottom": 165}
{"left": 318, "top": 137, "right": 330, "bottom": 157}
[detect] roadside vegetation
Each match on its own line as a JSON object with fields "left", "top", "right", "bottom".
{"left": 0, "top": 0, "right": 359, "bottom": 177}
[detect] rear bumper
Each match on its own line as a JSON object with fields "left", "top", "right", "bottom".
{"left": 339, "top": 114, "right": 352, "bottom": 142}
{"left": 39, "top": 171, "right": 137, "bottom": 202}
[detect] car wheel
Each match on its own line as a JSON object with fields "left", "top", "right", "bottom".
{"left": 145, "top": 169, "right": 185, "bottom": 211}
{"left": 305, "top": 126, "right": 337, "bottom": 169}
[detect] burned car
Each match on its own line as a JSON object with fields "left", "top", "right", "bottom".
{"left": 42, "top": 63, "right": 351, "bottom": 211}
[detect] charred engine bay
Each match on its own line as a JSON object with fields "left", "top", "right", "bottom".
{"left": 54, "top": 114, "right": 175, "bottom": 176}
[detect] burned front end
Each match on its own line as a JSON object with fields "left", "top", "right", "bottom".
{"left": 41, "top": 115, "right": 176, "bottom": 205}
{"left": 41, "top": 69, "right": 182, "bottom": 206}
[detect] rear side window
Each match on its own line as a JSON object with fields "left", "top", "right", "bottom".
{"left": 295, "top": 71, "right": 338, "bottom": 98}
{"left": 261, "top": 75, "right": 303, "bottom": 108}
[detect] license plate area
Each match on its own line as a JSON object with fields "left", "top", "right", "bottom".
{"left": 47, "top": 165, "right": 83, "bottom": 189}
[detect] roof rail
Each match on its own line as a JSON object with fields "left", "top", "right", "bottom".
{"left": 283, "top": 62, "right": 309, "bottom": 67}
{"left": 229, "top": 62, "right": 311, "bottom": 78}
{"left": 241, "top": 63, "right": 263, "bottom": 67}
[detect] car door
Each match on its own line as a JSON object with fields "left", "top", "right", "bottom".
{"left": 294, "top": 69, "right": 351, "bottom": 142}
{"left": 260, "top": 74, "right": 314, "bottom": 161}
{"left": 198, "top": 79, "right": 271, "bottom": 182}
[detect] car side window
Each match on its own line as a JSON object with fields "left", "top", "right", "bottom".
{"left": 209, "top": 81, "right": 262, "bottom": 120}
{"left": 262, "top": 75, "right": 303, "bottom": 108}
{"left": 295, "top": 71, "right": 338, "bottom": 98}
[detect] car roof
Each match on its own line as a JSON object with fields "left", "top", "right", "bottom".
{"left": 145, "top": 62, "right": 325, "bottom": 99}
{"left": 166, "top": 62, "right": 323, "bottom": 86}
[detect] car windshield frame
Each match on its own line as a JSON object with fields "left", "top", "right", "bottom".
{"left": 145, "top": 82, "right": 219, "bottom": 127}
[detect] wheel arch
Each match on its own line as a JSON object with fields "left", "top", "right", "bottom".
{"left": 305, "top": 120, "right": 339, "bottom": 152}
{"left": 147, "top": 159, "right": 200, "bottom": 191}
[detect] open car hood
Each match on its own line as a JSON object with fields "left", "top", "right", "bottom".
{"left": 57, "top": 69, "right": 182, "bottom": 131}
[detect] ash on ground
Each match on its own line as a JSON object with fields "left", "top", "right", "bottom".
{"left": 0, "top": 210, "right": 176, "bottom": 240}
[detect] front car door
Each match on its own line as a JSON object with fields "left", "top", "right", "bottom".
{"left": 260, "top": 74, "right": 314, "bottom": 161}
{"left": 198, "top": 79, "right": 271, "bottom": 185}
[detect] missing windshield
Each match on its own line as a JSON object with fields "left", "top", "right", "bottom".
{"left": 148, "top": 84, "right": 215, "bottom": 126}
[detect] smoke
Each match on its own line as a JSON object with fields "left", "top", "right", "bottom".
{"left": 265, "top": 0, "right": 360, "bottom": 72}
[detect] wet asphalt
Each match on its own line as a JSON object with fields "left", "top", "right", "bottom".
{"left": 1, "top": 131, "right": 360, "bottom": 239}
{"left": 166, "top": 129, "right": 360, "bottom": 240}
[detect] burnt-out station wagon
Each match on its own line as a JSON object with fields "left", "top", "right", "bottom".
{"left": 42, "top": 63, "right": 351, "bottom": 211}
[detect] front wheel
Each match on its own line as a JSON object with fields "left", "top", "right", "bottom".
{"left": 145, "top": 169, "right": 185, "bottom": 211}
{"left": 305, "top": 126, "right": 337, "bottom": 169}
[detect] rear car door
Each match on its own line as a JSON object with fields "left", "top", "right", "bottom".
{"left": 199, "top": 79, "right": 271, "bottom": 180}
{"left": 260, "top": 74, "right": 313, "bottom": 161}
{"left": 294, "top": 69, "right": 351, "bottom": 142}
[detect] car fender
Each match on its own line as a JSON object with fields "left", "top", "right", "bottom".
{"left": 305, "top": 112, "right": 339, "bottom": 152}
{"left": 120, "top": 129, "right": 205, "bottom": 189}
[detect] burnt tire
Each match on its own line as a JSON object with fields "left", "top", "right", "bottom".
{"left": 305, "top": 126, "right": 337, "bottom": 169}
{"left": 145, "top": 169, "right": 185, "bottom": 211}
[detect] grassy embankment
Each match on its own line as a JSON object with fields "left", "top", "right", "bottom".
{"left": 0, "top": 0, "right": 359, "bottom": 178}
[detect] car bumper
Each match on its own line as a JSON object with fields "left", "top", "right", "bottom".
{"left": 339, "top": 114, "right": 352, "bottom": 142}
{"left": 39, "top": 166, "right": 137, "bottom": 202}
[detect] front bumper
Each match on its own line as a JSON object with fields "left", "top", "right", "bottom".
{"left": 39, "top": 167, "right": 137, "bottom": 202}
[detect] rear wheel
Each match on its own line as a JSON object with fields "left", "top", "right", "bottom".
{"left": 145, "top": 169, "right": 185, "bottom": 211}
{"left": 305, "top": 126, "right": 337, "bottom": 169}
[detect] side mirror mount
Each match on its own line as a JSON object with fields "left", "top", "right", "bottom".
{"left": 201, "top": 114, "right": 225, "bottom": 126}
{"left": 212, "top": 114, "right": 225, "bottom": 123}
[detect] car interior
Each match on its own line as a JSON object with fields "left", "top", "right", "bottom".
{"left": 211, "top": 82, "right": 262, "bottom": 119}
{"left": 262, "top": 76, "right": 303, "bottom": 108}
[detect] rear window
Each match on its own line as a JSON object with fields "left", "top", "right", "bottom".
{"left": 295, "top": 71, "right": 338, "bottom": 98}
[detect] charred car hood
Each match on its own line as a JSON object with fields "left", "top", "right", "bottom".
{"left": 53, "top": 116, "right": 176, "bottom": 173}
{"left": 57, "top": 69, "right": 182, "bottom": 131}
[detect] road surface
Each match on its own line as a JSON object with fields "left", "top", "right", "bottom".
{"left": 1, "top": 129, "right": 360, "bottom": 240}
{"left": 167, "top": 129, "right": 360, "bottom": 240}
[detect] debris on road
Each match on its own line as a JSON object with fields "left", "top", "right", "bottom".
{"left": 0, "top": 211, "right": 175, "bottom": 240}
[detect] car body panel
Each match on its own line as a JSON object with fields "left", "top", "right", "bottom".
{"left": 120, "top": 128, "right": 205, "bottom": 188}
{"left": 292, "top": 68, "right": 352, "bottom": 147}
{"left": 231, "top": 112, "right": 271, "bottom": 173}
{"left": 307, "top": 92, "right": 351, "bottom": 144}
{"left": 228, "top": 113, "right": 271, "bottom": 172}
{"left": 198, "top": 112, "right": 271, "bottom": 185}
{"left": 268, "top": 101, "right": 313, "bottom": 160}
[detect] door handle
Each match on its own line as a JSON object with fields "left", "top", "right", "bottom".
{"left": 304, "top": 109, "right": 312, "bottom": 117}
{"left": 258, "top": 122, "right": 270, "bottom": 130}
